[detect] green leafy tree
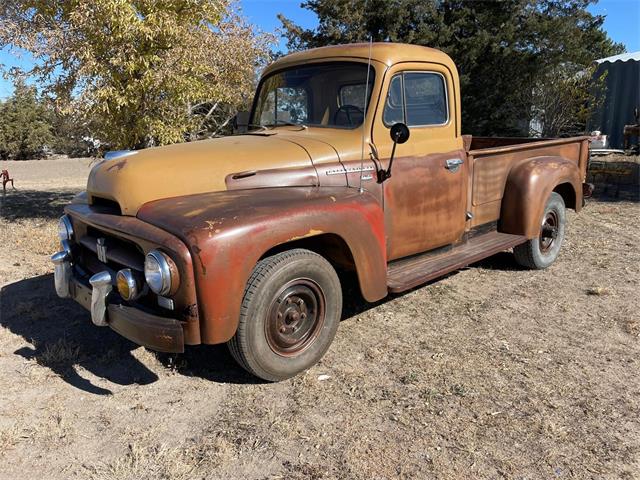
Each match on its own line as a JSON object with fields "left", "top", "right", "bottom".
{"left": 528, "top": 63, "right": 607, "bottom": 137}
{"left": 280, "top": 0, "right": 624, "bottom": 136}
{"left": 0, "top": 79, "right": 54, "bottom": 159}
{"left": 1, "top": 0, "right": 274, "bottom": 149}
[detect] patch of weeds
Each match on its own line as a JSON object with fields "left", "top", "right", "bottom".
{"left": 399, "top": 371, "right": 419, "bottom": 385}
{"left": 586, "top": 286, "right": 611, "bottom": 296}
{"left": 0, "top": 425, "right": 21, "bottom": 454}
{"left": 450, "top": 383, "right": 467, "bottom": 397}
{"left": 87, "top": 437, "right": 234, "bottom": 480}
{"left": 280, "top": 460, "right": 329, "bottom": 480}
{"left": 419, "top": 387, "right": 441, "bottom": 401}
{"left": 623, "top": 319, "right": 640, "bottom": 338}
{"left": 36, "top": 337, "right": 80, "bottom": 367}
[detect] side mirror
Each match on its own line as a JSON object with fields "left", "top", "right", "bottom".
{"left": 390, "top": 122, "right": 410, "bottom": 144}
{"left": 377, "top": 123, "right": 410, "bottom": 183}
{"left": 233, "top": 111, "right": 250, "bottom": 134}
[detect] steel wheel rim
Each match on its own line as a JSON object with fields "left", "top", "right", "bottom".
{"left": 265, "top": 279, "right": 326, "bottom": 357}
{"left": 540, "top": 210, "right": 559, "bottom": 253}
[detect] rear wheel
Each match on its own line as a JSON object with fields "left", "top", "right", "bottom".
{"left": 227, "top": 249, "right": 342, "bottom": 381}
{"left": 514, "top": 192, "right": 566, "bottom": 269}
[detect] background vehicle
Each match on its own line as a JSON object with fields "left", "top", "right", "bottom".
{"left": 52, "top": 43, "right": 591, "bottom": 381}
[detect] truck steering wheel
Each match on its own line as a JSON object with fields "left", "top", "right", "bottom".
{"left": 334, "top": 104, "right": 364, "bottom": 127}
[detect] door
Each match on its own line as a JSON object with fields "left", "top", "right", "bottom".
{"left": 372, "top": 64, "right": 467, "bottom": 261}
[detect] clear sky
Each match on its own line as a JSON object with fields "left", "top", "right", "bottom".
{"left": 1, "top": 0, "right": 638, "bottom": 99}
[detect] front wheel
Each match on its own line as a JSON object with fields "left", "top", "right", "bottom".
{"left": 513, "top": 192, "right": 566, "bottom": 269}
{"left": 227, "top": 249, "right": 342, "bottom": 381}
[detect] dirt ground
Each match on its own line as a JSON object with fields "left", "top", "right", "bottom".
{"left": 0, "top": 157, "right": 639, "bottom": 479}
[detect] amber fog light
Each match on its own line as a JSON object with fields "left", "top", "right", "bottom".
{"left": 116, "top": 269, "right": 143, "bottom": 301}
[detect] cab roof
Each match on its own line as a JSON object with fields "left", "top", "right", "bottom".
{"left": 263, "top": 42, "right": 457, "bottom": 77}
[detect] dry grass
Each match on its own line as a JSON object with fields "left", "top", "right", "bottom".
{"left": 0, "top": 158, "right": 639, "bottom": 479}
{"left": 87, "top": 439, "right": 233, "bottom": 480}
{"left": 0, "top": 425, "right": 21, "bottom": 455}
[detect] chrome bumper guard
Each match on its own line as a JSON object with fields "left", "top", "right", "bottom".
{"left": 51, "top": 249, "right": 112, "bottom": 327}
{"left": 51, "top": 246, "right": 185, "bottom": 353}
{"left": 89, "top": 271, "right": 112, "bottom": 326}
{"left": 51, "top": 250, "right": 72, "bottom": 298}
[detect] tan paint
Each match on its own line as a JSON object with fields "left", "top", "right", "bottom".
{"left": 467, "top": 138, "right": 588, "bottom": 229}
{"left": 87, "top": 134, "right": 314, "bottom": 215}
{"left": 369, "top": 59, "right": 465, "bottom": 259}
{"left": 64, "top": 42, "right": 592, "bottom": 351}
{"left": 86, "top": 43, "right": 462, "bottom": 219}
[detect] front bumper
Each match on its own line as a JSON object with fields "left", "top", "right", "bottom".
{"left": 52, "top": 249, "right": 185, "bottom": 353}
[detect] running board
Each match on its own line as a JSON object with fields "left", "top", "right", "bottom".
{"left": 387, "top": 231, "right": 527, "bottom": 293}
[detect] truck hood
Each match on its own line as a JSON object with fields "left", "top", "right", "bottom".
{"left": 87, "top": 133, "right": 328, "bottom": 216}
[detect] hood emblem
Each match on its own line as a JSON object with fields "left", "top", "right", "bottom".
{"left": 96, "top": 238, "right": 108, "bottom": 263}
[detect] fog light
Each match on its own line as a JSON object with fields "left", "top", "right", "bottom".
{"left": 116, "top": 269, "right": 142, "bottom": 301}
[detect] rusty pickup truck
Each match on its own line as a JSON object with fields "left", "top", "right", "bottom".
{"left": 52, "top": 43, "right": 592, "bottom": 381}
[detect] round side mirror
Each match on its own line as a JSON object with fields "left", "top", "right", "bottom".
{"left": 390, "top": 123, "right": 410, "bottom": 144}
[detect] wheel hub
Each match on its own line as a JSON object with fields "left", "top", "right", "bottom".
{"left": 266, "top": 279, "right": 325, "bottom": 356}
{"left": 540, "top": 210, "right": 559, "bottom": 253}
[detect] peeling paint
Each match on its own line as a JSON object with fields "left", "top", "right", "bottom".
{"left": 203, "top": 219, "right": 225, "bottom": 237}
{"left": 287, "top": 228, "right": 324, "bottom": 242}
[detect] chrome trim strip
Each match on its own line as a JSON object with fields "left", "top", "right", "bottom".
{"left": 104, "top": 150, "right": 138, "bottom": 161}
{"left": 325, "top": 165, "right": 375, "bottom": 175}
{"left": 382, "top": 70, "right": 451, "bottom": 129}
{"left": 96, "top": 237, "right": 108, "bottom": 263}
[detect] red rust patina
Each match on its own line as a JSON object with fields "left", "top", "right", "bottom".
{"left": 51, "top": 43, "right": 593, "bottom": 377}
{"left": 137, "top": 187, "right": 387, "bottom": 344}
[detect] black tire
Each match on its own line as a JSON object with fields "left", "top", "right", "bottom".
{"left": 227, "top": 249, "right": 342, "bottom": 381}
{"left": 513, "top": 192, "right": 566, "bottom": 269}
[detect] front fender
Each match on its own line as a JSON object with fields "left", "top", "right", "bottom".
{"left": 500, "top": 156, "right": 582, "bottom": 238}
{"left": 138, "top": 187, "right": 387, "bottom": 344}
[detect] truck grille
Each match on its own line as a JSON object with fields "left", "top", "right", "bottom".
{"left": 76, "top": 227, "right": 145, "bottom": 276}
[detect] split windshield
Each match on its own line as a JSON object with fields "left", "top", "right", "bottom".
{"left": 251, "top": 62, "right": 375, "bottom": 129}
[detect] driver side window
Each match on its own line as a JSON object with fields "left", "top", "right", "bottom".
{"left": 383, "top": 72, "right": 448, "bottom": 127}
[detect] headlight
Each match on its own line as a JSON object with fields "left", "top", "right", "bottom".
{"left": 58, "top": 215, "right": 74, "bottom": 241}
{"left": 144, "top": 250, "right": 178, "bottom": 296}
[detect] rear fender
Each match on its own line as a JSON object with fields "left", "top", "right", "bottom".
{"left": 138, "top": 187, "right": 387, "bottom": 344}
{"left": 500, "top": 156, "right": 582, "bottom": 238}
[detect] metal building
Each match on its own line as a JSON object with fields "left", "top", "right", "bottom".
{"left": 590, "top": 52, "right": 640, "bottom": 149}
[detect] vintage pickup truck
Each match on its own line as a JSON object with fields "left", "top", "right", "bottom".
{"left": 52, "top": 43, "right": 591, "bottom": 381}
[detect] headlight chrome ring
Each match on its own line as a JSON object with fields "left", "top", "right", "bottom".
{"left": 144, "top": 250, "right": 178, "bottom": 296}
{"left": 58, "top": 215, "right": 74, "bottom": 242}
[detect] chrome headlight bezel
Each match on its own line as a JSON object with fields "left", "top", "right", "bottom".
{"left": 58, "top": 215, "right": 74, "bottom": 242}
{"left": 144, "top": 250, "right": 173, "bottom": 296}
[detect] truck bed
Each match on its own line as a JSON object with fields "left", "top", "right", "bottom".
{"left": 462, "top": 135, "right": 590, "bottom": 228}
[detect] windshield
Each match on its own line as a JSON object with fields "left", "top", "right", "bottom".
{"left": 251, "top": 62, "right": 375, "bottom": 129}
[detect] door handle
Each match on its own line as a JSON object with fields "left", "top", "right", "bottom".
{"left": 445, "top": 158, "right": 464, "bottom": 172}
